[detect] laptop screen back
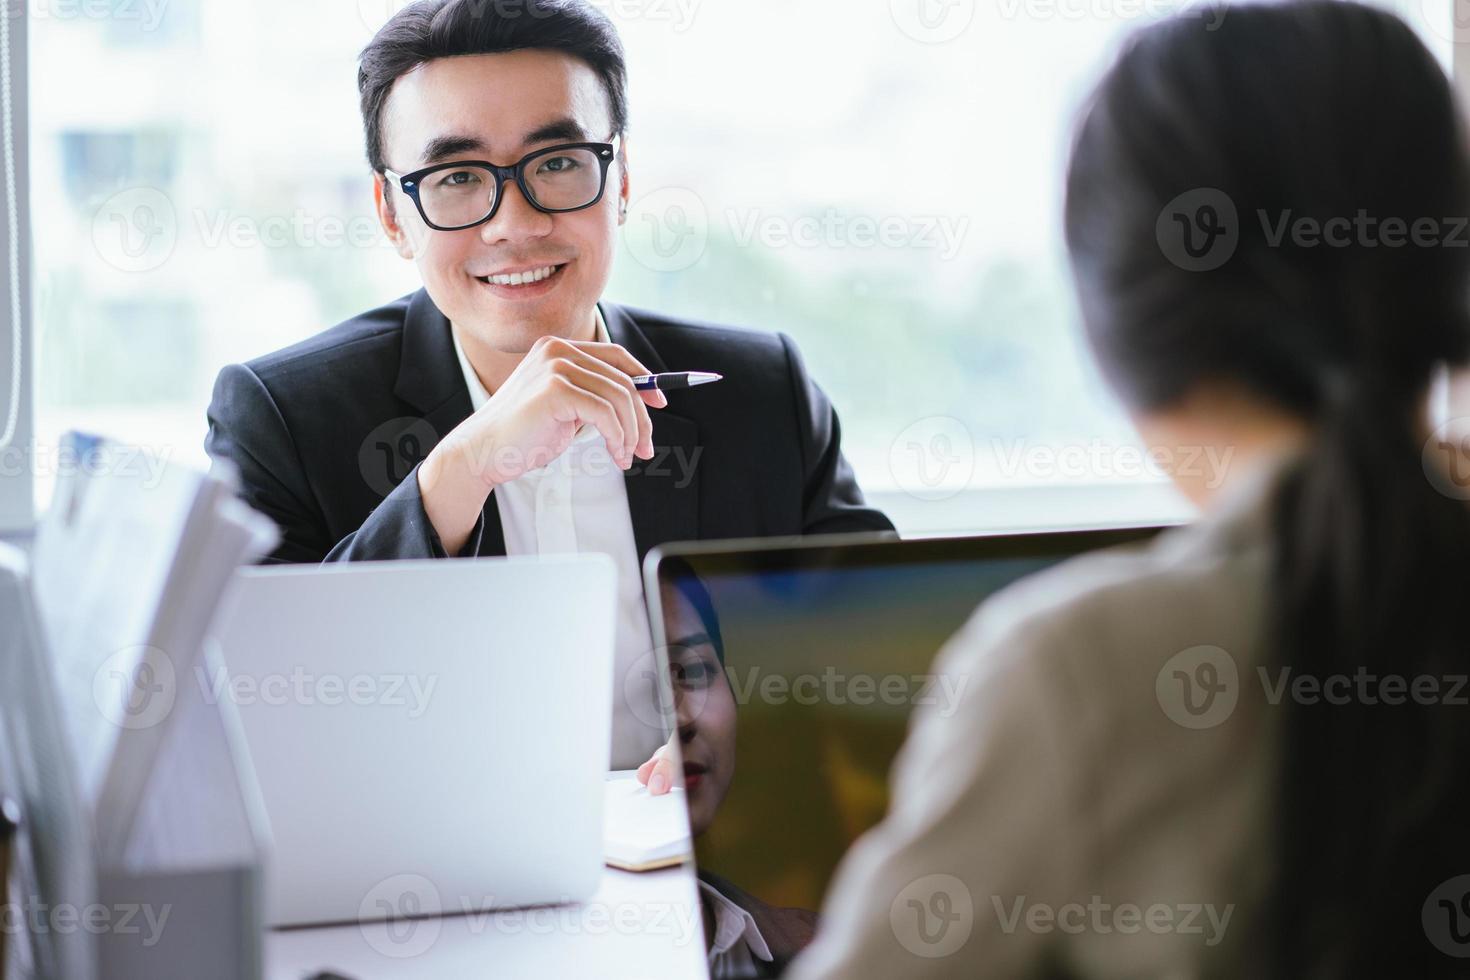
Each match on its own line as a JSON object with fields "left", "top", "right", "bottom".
{"left": 645, "top": 527, "right": 1160, "bottom": 966}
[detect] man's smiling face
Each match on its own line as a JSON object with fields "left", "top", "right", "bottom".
{"left": 376, "top": 49, "right": 626, "bottom": 353}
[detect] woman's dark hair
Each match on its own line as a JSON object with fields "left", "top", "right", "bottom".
{"left": 357, "top": 0, "right": 628, "bottom": 174}
{"left": 1065, "top": 2, "right": 1470, "bottom": 974}
{"left": 661, "top": 557, "right": 725, "bottom": 663}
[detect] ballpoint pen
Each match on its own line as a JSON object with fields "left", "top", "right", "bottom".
{"left": 631, "top": 372, "right": 723, "bottom": 392}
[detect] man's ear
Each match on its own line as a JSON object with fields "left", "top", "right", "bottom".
{"left": 616, "top": 137, "right": 631, "bottom": 226}
{"left": 373, "top": 173, "right": 415, "bottom": 260}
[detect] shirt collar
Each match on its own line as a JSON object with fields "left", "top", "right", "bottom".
{"left": 698, "top": 879, "right": 774, "bottom": 964}
{"left": 451, "top": 307, "right": 611, "bottom": 414}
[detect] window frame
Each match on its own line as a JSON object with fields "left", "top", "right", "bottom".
{"left": 0, "top": 5, "right": 30, "bottom": 535}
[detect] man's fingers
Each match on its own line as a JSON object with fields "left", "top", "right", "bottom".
{"left": 558, "top": 350, "right": 656, "bottom": 460}
{"left": 556, "top": 363, "right": 642, "bottom": 462}
{"left": 568, "top": 340, "right": 655, "bottom": 380}
{"left": 550, "top": 378, "right": 626, "bottom": 462}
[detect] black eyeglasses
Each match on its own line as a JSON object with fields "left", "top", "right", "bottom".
{"left": 383, "top": 137, "right": 621, "bottom": 231}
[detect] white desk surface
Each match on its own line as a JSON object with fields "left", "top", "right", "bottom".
{"left": 266, "top": 860, "right": 707, "bottom": 979}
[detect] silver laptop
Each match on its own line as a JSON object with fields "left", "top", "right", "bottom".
{"left": 209, "top": 554, "right": 616, "bottom": 928}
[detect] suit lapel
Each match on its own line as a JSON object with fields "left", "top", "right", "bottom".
{"left": 392, "top": 288, "right": 508, "bottom": 557}
{"left": 602, "top": 303, "right": 702, "bottom": 566}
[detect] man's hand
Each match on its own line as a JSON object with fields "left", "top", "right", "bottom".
{"left": 636, "top": 737, "right": 679, "bottom": 796}
{"left": 417, "top": 336, "right": 669, "bottom": 554}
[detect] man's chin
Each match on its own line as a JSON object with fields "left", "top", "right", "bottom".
{"left": 458, "top": 306, "right": 593, "bottom": 353}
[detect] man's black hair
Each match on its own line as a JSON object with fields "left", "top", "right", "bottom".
{"left": 358, "top": 0, "right": 628, "bottom": 174}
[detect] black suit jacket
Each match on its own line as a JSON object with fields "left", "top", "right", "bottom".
{"left": 206, "top": 289, "right": 893, "bottom": 564}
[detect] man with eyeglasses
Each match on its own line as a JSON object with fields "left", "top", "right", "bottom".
{"left": 205, "top": 0, "right": 892, "bottom": 770}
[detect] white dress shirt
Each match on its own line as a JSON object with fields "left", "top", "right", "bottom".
{"left": 699, "top": 878, "right": 775, "bottom": 979}
{"left": 450, "top": 309, "right": 662, "bottom": 769}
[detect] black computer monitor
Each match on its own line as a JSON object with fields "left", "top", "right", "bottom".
{"left": 643, "top": 526, "right": 1164, "bottom": 973}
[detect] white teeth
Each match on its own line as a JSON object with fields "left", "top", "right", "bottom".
{"left": 485, "top": 265, "right": 557, "bottom": 286}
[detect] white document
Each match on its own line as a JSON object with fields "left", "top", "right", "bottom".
{"left": 30, "top": 433, "right": 278, "bottom": 864}
{"left": 603, "top": 772, "right": 693, "bottom": 872}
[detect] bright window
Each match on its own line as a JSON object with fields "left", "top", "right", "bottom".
{"left": 28, "top": 0, "right": 1452, "bottom": 533}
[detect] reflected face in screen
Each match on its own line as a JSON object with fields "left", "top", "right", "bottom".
{"left": 661, "top": 580, "right": 736, "bottom": 838}
{"left": 377, "top": 49, "right": 626, "bottom": 353}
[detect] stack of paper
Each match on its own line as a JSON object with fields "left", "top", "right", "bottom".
{"left": 29, "top": 432, "right": 278, "bottom": 865}
{"left": 603, "top": 771, "right": 694, "bottom": 872}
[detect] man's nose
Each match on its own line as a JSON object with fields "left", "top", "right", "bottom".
{"left": 480, "top": 179, "right": 553, "bottom": 245}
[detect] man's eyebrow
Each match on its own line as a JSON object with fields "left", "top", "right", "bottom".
{"left": 415, "top": 121, "right": 594, "bottom": 168}
{"left": 524, "top": 118, "right": 591, "bottom": 145}
{"left": 420, "top": 133, "right": 487, "bottom": 165}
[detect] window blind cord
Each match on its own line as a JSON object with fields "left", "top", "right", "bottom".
{"left": 0, "top": 5, "right": 20, "bottom": 451}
